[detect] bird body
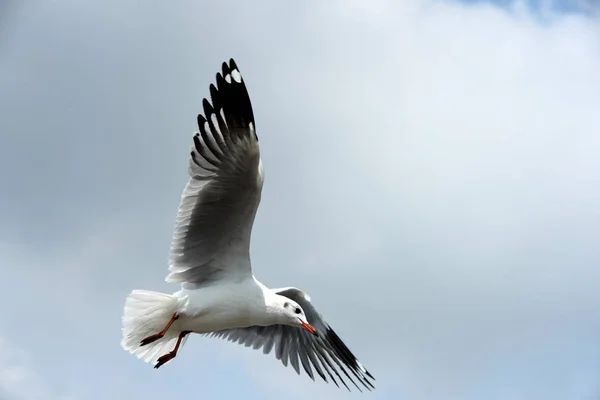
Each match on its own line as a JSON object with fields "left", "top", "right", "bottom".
{"left": 120, "top": 59, "right": 375, "bottom": 391}
{"left": 176, "top": 278, "right": 287, "bottom": 332}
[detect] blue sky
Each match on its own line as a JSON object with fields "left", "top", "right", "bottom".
{"left": 1, "top": 0, "right": 600, "bottom": 399}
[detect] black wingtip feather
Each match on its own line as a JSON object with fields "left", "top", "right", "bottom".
{"left": 192, "top": 130, "right": 219, "bottom": 168}
{"left": 194, "top": 58, "right": 258, "bottom": 154}
{"left": 320, "top": 326, "right": 375, "bottom": 390}
{"left": 192, "top": 134, "right": 202, "bottom": 153}
{"left": 215, "top": 59, "right": 257, "bottom": 139}
{"left": 197, "top": 114, "right": 206, "bottom": 129}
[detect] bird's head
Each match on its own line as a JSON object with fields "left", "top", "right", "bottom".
{"left": 273, "top": 296, "right": 318, "bottom": 336}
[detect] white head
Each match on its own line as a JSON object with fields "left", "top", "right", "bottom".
{"left": 271, "top": 295, "right": 318, "bottom": 336}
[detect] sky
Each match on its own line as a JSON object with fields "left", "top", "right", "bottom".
{"left": 1, "top": 0, "right": 600, "bottom": 399}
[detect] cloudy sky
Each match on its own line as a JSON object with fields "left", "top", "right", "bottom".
{"left": 1, "top": 0, "right": 600, "bottom": 399}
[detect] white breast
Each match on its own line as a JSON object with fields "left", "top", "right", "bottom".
{"left": 174, "top": 278, "right": 274, "bottom": 333}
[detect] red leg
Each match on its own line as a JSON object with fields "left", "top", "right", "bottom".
{"left": 154, "top": 331, "right": 191, "bottom": 369}
{"left": 140, "top": 314, "right": 179, "bottom": 346}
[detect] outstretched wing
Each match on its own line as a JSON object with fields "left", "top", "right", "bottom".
{"left": 207, "top": 287, "right": 375, "bottom": 391}
{"left": 167, "top": 59, "right": 263, "bottom": 290}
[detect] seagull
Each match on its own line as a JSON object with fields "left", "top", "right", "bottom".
{"left": 121, "top": 59, "right": 375, "bottom": 391}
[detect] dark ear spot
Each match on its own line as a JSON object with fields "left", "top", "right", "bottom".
{"left": 284, "top": 302, "right": 289, "bottom": 308}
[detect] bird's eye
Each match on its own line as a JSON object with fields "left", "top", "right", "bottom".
{"left": 295, "top": 308, "right": 301, "bottom": 314}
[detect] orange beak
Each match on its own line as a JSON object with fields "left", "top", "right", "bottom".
{"left": 300, "top": 320, "right": 318, "bottom": 336}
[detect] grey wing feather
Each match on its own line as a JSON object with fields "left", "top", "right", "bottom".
{"left": 167, "top": 59, "right": 263, "bottom": 289}
{"left": 205, "top": 287, "right": 375, "bottom": 391}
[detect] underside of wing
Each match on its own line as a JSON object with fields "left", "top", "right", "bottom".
{"left": 167, "top": 59, "right": 264, "bottom": 289}
{"left": 207, "top": 288, "right": 375, "bottom": 391}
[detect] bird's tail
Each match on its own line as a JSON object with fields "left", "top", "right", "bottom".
{"left": 120, "top": 290, "right": 185, "bottom": 364}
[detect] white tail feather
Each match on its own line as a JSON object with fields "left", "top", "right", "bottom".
{"left": 121, "top": 290, "right": 184, "bottom": 365}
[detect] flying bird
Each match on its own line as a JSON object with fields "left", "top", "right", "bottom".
{"left": 121, "top": 59, "right": 375, "bottom": 391}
